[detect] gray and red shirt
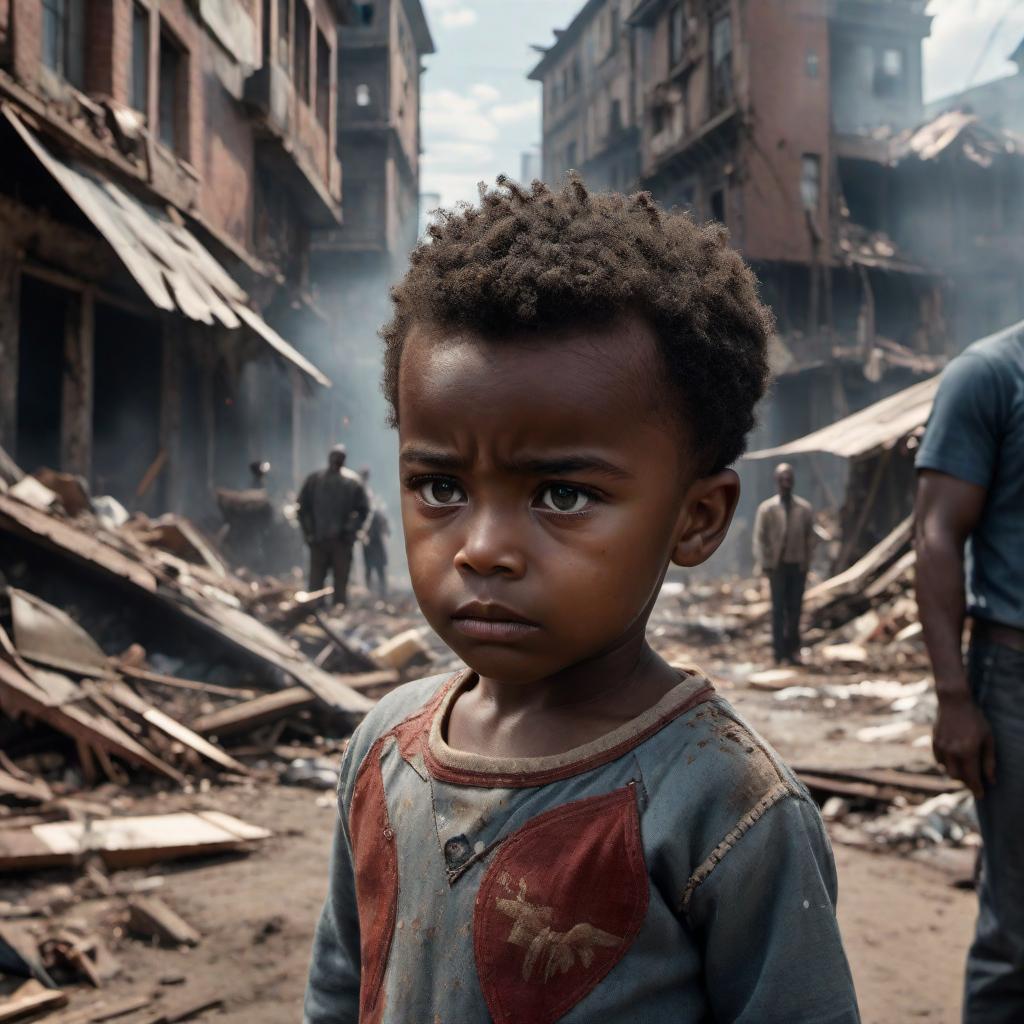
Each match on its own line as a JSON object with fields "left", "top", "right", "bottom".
{"left": 304, "top": 669, "right": 860, "bottom": 1023}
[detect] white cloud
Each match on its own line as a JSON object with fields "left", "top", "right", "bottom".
{"left": 470, "top": 82, "right": 501, "bottom": 104}
{"left": 423, "top": 88, "right": 500, "bottom": 143}
{"left": 491, "top": 96, "right": 541, "bottom": 124}
{"left": 425, "top": 0, "right": 478, "bottom": 30}
{"left": 441, "top": 8, "right": 477, "bottom": 28}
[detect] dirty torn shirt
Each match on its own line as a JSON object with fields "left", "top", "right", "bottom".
{"left": 304, "top": 670, "right": 860, "bottom": 1024}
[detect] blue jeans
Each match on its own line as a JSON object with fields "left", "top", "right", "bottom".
{"left": 964, "top": 639, "right": 1024, "bottom": 1023}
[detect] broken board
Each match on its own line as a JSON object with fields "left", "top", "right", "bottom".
{"left": 0, "top": 811, "right": 271, "bottom": 872}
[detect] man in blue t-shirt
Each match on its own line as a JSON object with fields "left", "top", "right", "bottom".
{"left": 915, "top": 323, "right": 1024, "bottom": 1024}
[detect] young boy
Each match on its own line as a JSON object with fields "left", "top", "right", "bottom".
{"left": 304, "top": 177, "right": 860, "bottom": 1023}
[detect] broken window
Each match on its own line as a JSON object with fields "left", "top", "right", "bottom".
{"left": 609, "top": 4, "right": 620, "bottom": 54}
{"left": 800, "top": 154, "right": 821, "bottom": 210}
{"left": 355, "top": 82, "right": 371, "bottom": 107}
{"left": 710, "top": 14, "right": 733, "bottom": 113}
{"left": 571, "top": 58, "right": 581, "bottom": 93}
{"left": 131, "top": 3, "right": 150, "bottom": 114}
{"left": 873, "top": 47, "right": 905, "bottom": 98}
{"left": 158, "top": 28, "right": 184, "bottom": 154}
{"left": 806, "top": 48, "right": 819, "bottom": 79}
{"left": 669, "top": 3, "right": 685, "bottom": 67}
{"left": 294, "top": 1, "right": 311, "bottom": 103}
{"left": 356, "top": 1, "right": 375, "bottom": 26}
{"left": 277, "top": 0, "right": 290, "bottom": 69}
{"left": 42, "top": 0, "right": 86, "bottom": 88}
{"left": 316, "top": 30, "right": 330, "bottom": 132}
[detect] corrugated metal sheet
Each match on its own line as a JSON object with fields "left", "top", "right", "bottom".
{"left": 4, "top": 105, "right": 331, "bottom": 388}
{"left": 745, "top": 375, "right": 940, "bottom": 462}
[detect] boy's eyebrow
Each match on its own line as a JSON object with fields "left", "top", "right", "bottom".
{"left": 400, "top": 446, "right": 632, "bottom": 480}
{"left": 504, "top": 455, "right": 634, "bottom": 480}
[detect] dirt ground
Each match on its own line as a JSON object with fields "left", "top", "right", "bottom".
{"left": 21, "top": 779, "right": 975, "bottom": 1024}
{"left": 11, "top": 681, "right": 976, "bottom": 1024}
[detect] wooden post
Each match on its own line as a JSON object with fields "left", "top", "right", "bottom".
{"left": 200, "top": 348, "right": 216, "bottom": 499}
{"left": 0, "top": 247, "right": 19, "bottom": 457}
{"left": 60, "top": 286, "right": 94, "bottom": 479}
{"left": 160, "top": 317, "right": 183, "bottom": 512}
{"left": 291, "top": 366, "right": 302, "bottom": 491}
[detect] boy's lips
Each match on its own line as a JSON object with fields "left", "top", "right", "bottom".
{"left": 450, "top": 601, "right": 541, "bottom": 642}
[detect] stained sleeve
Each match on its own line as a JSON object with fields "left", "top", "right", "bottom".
{"left": 916, "top": 354, "right": 1007, "bottom": 489}
{"left": 686, "top": 794, "right": 861, "bottom": 1023}
{"left": 303, "top": 739, "right": 363, "bottom": 1024}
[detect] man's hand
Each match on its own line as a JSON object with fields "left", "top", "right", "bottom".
{"left": 933, "top": 692, "right": 996, "bottom": 798}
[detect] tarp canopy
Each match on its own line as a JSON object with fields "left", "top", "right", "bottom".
{"left": 745, "top": 375, "right": 941, "bottom": 462}
{"left": 3, "top": 105, "right": 330, "bottom": 388}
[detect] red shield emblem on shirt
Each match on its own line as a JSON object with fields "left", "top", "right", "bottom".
{"left": 473, "top": 785, "right": 649, "bottom": 1024}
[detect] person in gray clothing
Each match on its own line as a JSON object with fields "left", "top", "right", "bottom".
{"left": 297, "top": 445, "right": 369, "bottom": 605}
{"left": 753, "top": 463, "right": 817, "bottom": 665}
{"left": 915, "top": 323, "right": 1024, "bottom": 1023}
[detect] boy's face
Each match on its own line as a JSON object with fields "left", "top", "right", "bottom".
{"left": 397, "top": 317, "right": 738, "bottom": 685}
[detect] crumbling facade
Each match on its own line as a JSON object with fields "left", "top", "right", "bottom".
{"left": 305, "top": 0, "right": 432, "bottom": 499}
{"left": 0, "top": 0, "right": 352, "bottom": 514}
{"left": 532, "top": 0, "right": 1024, "bottom": 571}
{"left": 527, "top": 0, "right": 642, "bottom": 193}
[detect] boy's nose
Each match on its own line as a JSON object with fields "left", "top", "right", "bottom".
{"left": 452, "top": 510, "right": 526, "bottom": 578}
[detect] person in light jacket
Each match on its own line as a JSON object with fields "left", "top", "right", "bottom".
{"left": 753, "top": 463, "right": 816, "bottom": 664}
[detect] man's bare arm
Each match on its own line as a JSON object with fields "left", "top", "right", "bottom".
{"left": 914, "top": 469, "right": 994, "bottom": 797}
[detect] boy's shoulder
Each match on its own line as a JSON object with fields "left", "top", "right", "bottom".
{"left": 636, "top": 688, "right": 812, "bottom": 848}
{"left": 342, "top": 671, "right": 455, "bottom": 773}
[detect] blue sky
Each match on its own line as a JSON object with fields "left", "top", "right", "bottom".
{"left": 419, "top": 0, "right": 1024, "bottom": 208}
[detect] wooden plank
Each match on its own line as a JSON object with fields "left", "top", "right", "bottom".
{"left": 0, "top": 811, "right": 270, "bottom": 872}
{"left": 792, "top": 764, "right": 960, "bottom": 796}
{"left": 0, "top": 979, "right": 68, "bottom": 1022}
{"left": 101, "top": 681, "right": 247, "bottom": 775}
{"left": 127, "top": 896, "right": 200, "bottom": 947}
{"left": 0, "top": 768, "right": 53, "bottom": 804}
{"left": 0, "top": 493, "right": 157, "bottom": 593}
{"left": 342, "top": 670, "right": 402, "bottom": 691}
{"left": 0, "top": 645, "right": 183, "bottom": 784}
{"left": 114, "top": 664, "right": 257, "bottom": 700}
{"left": 0, "top": 248, "right": 18, "bottom": 455}
{"left": 60, "top": 286, "right": 94, "bottom": 479}
{"left": 190, "top": 686, "right": 314, "bottom": 737}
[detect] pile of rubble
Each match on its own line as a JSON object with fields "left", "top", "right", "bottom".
{"left": 0, "top": 455, "right": 444, "bottom": 1020}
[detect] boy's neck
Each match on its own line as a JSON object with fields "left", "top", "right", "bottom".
{"left": 446, "top": 624, "right": 685, "bottom": 759}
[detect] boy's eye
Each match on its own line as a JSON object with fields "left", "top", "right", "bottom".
{"left": 537, "top": 484, "right": 592, "bottom": 514}
{"left": 417, "top": 479, "right": 466, "bottom": 507}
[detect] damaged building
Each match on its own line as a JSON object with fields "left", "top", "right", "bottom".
{"left": 0, "top": 0, "right": 358, "bottom": 517}
{"left": 531, "top": 0, "right": 1024, "bottom": 569}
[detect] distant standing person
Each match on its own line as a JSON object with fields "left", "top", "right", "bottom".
{"left": 297, "top": 445, "right": 369, "bottom": 605}
{"left": 753, "top": 463, "right": 816, "bottom": 665}
{"left": 915, "top": 325, "right": 1024, "bottom": 1024}
{"left": 358, "top": 468, "right": 391, "bottom": 598}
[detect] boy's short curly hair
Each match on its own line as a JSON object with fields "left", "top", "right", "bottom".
{"left": 381, "top": 174, "right": 773, "bottom": 472}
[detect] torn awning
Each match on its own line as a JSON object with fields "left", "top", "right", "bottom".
{"left": 745, "top": 375, "right": 940, "bottom": 462}
{"left": 3, "top": 105, "right": 330, "bottom": 388}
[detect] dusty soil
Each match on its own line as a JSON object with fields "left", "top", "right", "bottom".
{"left": 17, "top": 781, "right": 975, "bottom": 1024}
{"left": 6, "top": 620, "right": 976, "bottom": 1023}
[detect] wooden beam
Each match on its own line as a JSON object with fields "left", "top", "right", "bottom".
{"left": 190, "top": 686, "right": 316, "bottom": 738}
{"left": 160, "top": 317, "right": 183, "bottom": 512}
{"left": 60, "top": 286, "right": 95, "bottom": 479}
{"left": 0, "top": 246, "right": 19, "bottom": 456}
{"left": 0, "top": 194, "right": 114, "bottom": 281}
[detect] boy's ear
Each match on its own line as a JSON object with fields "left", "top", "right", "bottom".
{"left": 671, "top": 469, "right": 741, "bottom": 568}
